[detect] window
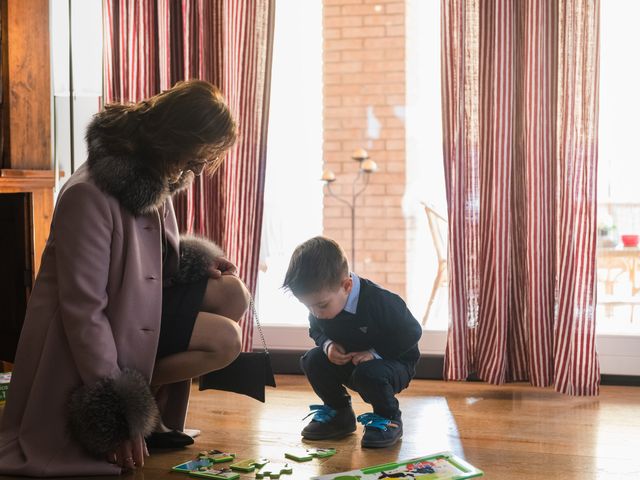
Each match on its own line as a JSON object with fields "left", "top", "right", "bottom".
{"left": 256, "top": 0, "right": 323, "bottom": 327}
{"left": 51, "top": 0, "right": 103, "bottom": 190}
{"left": 597, "top": 0, "right": 640, "bottom": 336}
{"left": 405, "top": 0, "right": 447, "bottom": 332}
{"left": 257, "top": 1, "right": 447, "bottom": 355}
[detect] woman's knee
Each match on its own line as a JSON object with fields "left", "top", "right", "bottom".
{"left": 192, "top": 315, "right": 242, "bottom": 368}
{"left": 214, "top": 320, "right": 242, "bottom": 365}
{"left": 227, "top": 275, "right": 251, "bottom": 318}
{"left": 202, "top": 275, "right": 251, "bottom": 320}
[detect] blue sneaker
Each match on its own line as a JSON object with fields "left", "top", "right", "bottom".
{"left": 357, "top": 413, "right": 403, "bottom": 448}
{"left": 301, "top": 404, "right": 356, "bottom": 440}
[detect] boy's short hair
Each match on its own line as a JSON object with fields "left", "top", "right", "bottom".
{"left": 283, "top": 236, "right": 349, "bottom": 296}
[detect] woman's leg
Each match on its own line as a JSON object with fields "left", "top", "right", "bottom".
{"left": 151, "top": 312, "right": 242, "bottom": 386}
{"left": 151, "top": 275, "right": 250, "bottom": 386}
{"left": 200, "top": 274, "right": 251, "bottom": 321}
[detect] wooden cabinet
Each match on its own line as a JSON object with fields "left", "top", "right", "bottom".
{"left": 0, "top": 0, "right": 52, "bottom": 362}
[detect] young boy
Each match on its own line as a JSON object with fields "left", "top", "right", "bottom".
{"left": 283, "top": 236, "right": 422, "bottom": 448}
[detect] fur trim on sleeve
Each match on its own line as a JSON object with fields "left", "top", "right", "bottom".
{"left": 68, "top": 369, "right": 159, "bottom": 457}
{"left": 173, "top": 234, "right": 225, "bottom": 284}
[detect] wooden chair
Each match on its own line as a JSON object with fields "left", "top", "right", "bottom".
{"left": 422, "top": 203, "right": 448, "bottom": 326}
{"left": 597, "top": 246, "right": 640, "bottom": 322}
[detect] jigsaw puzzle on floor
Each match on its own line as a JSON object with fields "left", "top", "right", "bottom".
{"left": 254, "top": 462, "right": 293, "bottom": 478}
{"left": 189, "top": 466, "right": 240, "bottom": 480}
{"left": 171, "top": 449, "right": 482, "bottom": 479}
{"left": 172, "top": 450, "right": 238, "bottom": 479}
{"left": 172, "top": 451, "right": 294, "bottom": 479}
{"left": 284, "top": 447, "right": 337, "bottom": 462}
{"left": 310, "top": 452, "right": 483, "bottom": 479}
{"left": 229, "top": 457, "right": 270, "bottom": 472}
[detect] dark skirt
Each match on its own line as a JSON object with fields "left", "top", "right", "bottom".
{"left": 156, "top": 278, "right": 209, "bottom": 359}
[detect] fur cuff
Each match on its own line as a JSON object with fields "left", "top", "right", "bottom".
{"left": 173, "top": 234, "right": 225, "bottom": 284}
{"left": 68, "top": 369, "right": 159, "bottom": 457}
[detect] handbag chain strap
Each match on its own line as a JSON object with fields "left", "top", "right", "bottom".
{"left": 249, "top": 295, "right": 269, "bottom": 355}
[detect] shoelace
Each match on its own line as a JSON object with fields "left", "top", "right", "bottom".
{"left": 303, "top": 404, "right": 337, "bottom": 423}
{"left": 357, "top": 412, "right": 392, "bottom": 431}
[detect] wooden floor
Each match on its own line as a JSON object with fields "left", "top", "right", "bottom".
{"left": 2, "top": 375, "right": 640, "bottom": 479}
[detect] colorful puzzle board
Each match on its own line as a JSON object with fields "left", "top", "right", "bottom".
{"left": 310, "top": 452, "right": 483, "bottom": 480}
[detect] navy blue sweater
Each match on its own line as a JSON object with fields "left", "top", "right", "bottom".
{"left": 308, "top": 278, "right": 422, "bottom": 368}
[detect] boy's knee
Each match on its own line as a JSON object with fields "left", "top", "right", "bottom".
{"left": 350, "top": 361, "right": 385, "bottom": 388}
{"left": 300, "top": 346, "right": 326, "bottom": 375}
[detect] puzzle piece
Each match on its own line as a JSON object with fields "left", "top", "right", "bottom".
{"left": 172, "top": 457, "right": 215, "bottom": 474}
{"left": 172, "top": 450, "right": 237, "bottom": 475}
{"left": 229, "top": 457, "right": 270, "bottom": 472}
{"left": 189, "top": 466, "right": 240, "bottom": 479}
{"left": 285, "top": 447, "right": 337, "bottom": 462}
{"left": 254, "top": 462, "right": 293, "bottom": 479}
{"left": 197, "top": 450, "right": 236, "bottom": 463}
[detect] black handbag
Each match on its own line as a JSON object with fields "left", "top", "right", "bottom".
{"left": 198, "top": 297, "right": 276, "bottom": 402}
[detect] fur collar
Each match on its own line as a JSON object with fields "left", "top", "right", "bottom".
{"left": 85, "top": 113, "right": 194, "bottom": 216}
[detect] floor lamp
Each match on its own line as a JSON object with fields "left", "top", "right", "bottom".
{"left": 321, "top": 148, "right": 378, "bottom": 265}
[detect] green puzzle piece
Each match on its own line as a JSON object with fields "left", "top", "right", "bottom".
{"left": 229, "top": 457, "right": 269, "bottom": 472}
{"left": 284, "top": 447, "right": 337, "bottom": 462}
{"left": 189, "top": 466, "right": 240, "bottom": 480}
{"left": 197, "top": 450, "right": 236, "bottom": 463}
{"left": 254, "top": 462, "right": 293, "bottom": 479}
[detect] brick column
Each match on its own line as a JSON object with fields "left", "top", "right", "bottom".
{"left": 323, "top": 0, "right": 406, "bottom": 296}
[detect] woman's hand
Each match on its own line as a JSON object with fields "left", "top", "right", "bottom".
{"left": 208, "top": 257, "right": 238, "bottom": 278}
{"left": 327, "top": 342, "right": 354, "bottom": 365}
{"left": 351, "top": 350, "right": 375, "bottom": 365}
{"left": 106, "top": 434, "right": 148, "bottom": 470}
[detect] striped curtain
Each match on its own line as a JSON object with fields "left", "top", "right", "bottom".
{"left": 103, "top": 0, "right": 275, "bottom": 351}
{"left": 441, "top": 0, "right": 600, "bottom": 395}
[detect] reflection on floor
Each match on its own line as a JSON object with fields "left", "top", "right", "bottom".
{"left": 2, "top": 375, "right": 639, "bottom": 479}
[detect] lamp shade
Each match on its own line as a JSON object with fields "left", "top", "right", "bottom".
{"left": 321, "top": 169, "right": 336, "bottom": 182}
{"left": 351, "top": 147, "right": 369, "bottom": 161}
{"left": 361, "top": 158, "right": 378, "bottom": 173}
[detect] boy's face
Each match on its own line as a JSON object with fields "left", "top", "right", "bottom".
{"left": 297, "top": 276, "right": 353, "bottom": 319}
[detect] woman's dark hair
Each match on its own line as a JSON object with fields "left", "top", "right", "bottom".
{"left": 282, "top": 236, "right": 350, "bottom": 296}
{"left": 94, "top": 80, "right": 237, "bottom": 176}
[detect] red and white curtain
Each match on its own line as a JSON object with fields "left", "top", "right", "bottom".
{"left": 103, "top": 0, "right": 275, "bottom": 351}
{"left": 441, "top": 0, "right": 600, "bottom": 395}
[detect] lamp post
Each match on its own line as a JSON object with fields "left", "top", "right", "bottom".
{"left": 321, "top": 148, "right": 378, "bottom": 266}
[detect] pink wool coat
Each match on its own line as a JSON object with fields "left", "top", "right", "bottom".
{"left": 0, "top": 115, "right": 223, "bottom": 476}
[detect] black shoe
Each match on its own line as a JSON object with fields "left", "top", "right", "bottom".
{"left": 301, "top": 404, "right": 357, "bottom": 440}
{"left": 358, "top": 413, "right": 403, "bottom": 448}
{"left": 145, "top": 430, "right": 195, "bottom": 449}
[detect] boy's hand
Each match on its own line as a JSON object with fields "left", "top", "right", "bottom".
{"left": 208, "top": 257, "right": 238, "bottom": 278}
{"left": 327, "top": 343, "right": 353, "bottom": 365}
{"left": 351, "top": 351, "right": 375, "bottom": 365}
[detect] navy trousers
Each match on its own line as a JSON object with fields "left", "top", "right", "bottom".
{"left": 300, "top": 346, "right": 413, "bottom": 420}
